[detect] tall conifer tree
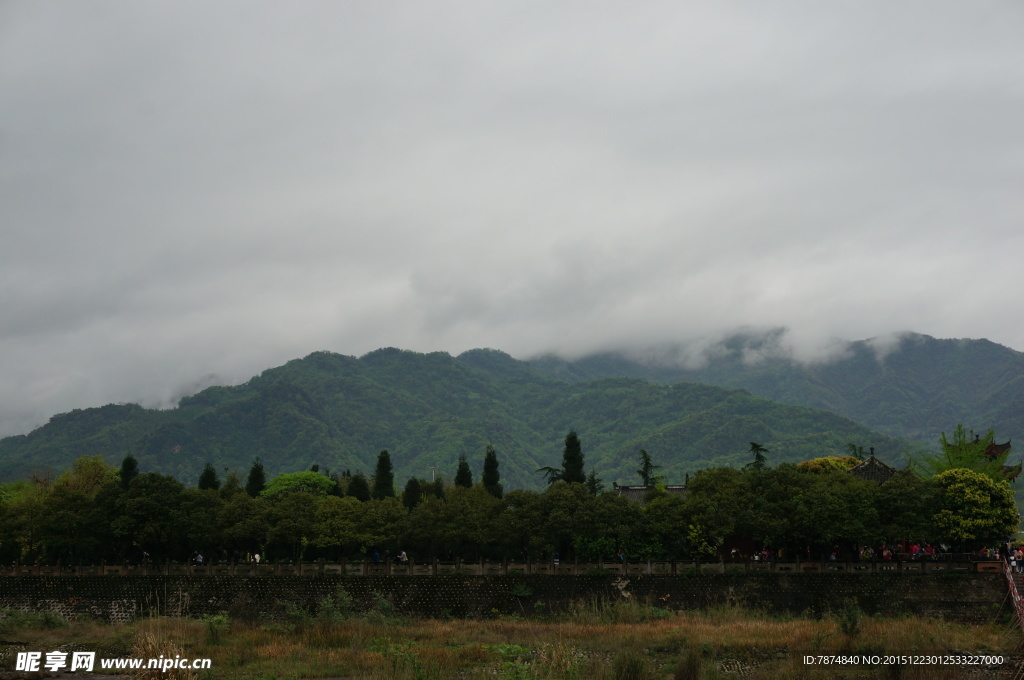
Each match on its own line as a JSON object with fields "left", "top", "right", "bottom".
{"left": 403, "top": 477, "right": 422, "bottom": 510}
{"left": 482, "top": 445, "right": 503, "bottom": 498}
{"left": 246, "top": 458, "right": 266, "bottom": 497}
{"left": 198, "top": 462, "right": 220, "bottom": 490}
{"left": 372, "top": 450, "right": 395, "bottom": 499}
{"left": 561, "top": 431, "right": 586, "bottom": 484}
{"left": 454, "top": 455, "right": 473, "bottom": 488}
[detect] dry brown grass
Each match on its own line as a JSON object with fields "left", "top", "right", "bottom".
{"left": 3, "top": 605, "right": 1019, "bottom": 679}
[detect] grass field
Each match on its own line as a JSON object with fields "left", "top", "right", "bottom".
{"left": 1, "top": 597, "right": 1021, "bottom": 679}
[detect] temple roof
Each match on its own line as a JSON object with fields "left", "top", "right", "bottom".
{"left": 983, "top": 439, "right": 1012, "bottom": 460}
{"left": 848, "top": 455, "right": 897, "bottom": 484}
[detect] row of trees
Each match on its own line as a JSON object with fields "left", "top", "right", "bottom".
{"left": 0, "top": 434, "right": 1016, "bottom": 565}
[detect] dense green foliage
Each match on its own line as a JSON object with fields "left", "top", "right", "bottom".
{"left": 529, "top": 332, "right": 1024, "bottom": 446}
{"left": 260, "top": 471, "right": 335, "bottom": 498}
{"left": 1, "top": 455, "right": 1014, "bottom": 565}
{"left": 0, "top": 347, "right": 909, "bottom": 489}
{"left": 931, "top": 468, "right": 1019, "bottom": 544}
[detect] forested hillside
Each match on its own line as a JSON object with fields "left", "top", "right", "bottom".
{"left": 530, "top": 332, "right": 1024, "bottom": 445}
{"left": 0, "top": 348, "right": 905, "bottom": 488}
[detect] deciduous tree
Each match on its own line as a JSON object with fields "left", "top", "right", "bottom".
{"left": 260, "top": 471, "right": 335, "bottom": 498}
{"left": 932, "top": 468, "right": 1018, "bottom": 548}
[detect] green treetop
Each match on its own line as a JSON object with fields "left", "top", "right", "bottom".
{"left": 260, "top": 471, "right": 335, "bottom": 498}
{"left": 931, "top": 467, "right": 1018, "bottom": 548}
{"left": 635, "top": 449, "right": 662, "bottom": 486}
{"left": 402, "top": 477, "right": 422, "bottom": 510}
{"left": 454, "top": 454, "right": 473, "bottom": 488}
{"left": 347, "top": 472, "right": 371, "bottom": 502}
{"left": 245, "top": 458, "right": 266, "bottom": 497}
{"left": 562, "top": 431, "right": 586, "bottom": 484}
{"left": 537, "top": 431, "right": 586, "bottom": 485}
{"left": 482, "top": 445, "right": 503, "bottom": 498}
{"left": 745, "top": 442, "right": 770, "bottom": 472}
{"left": 197, "top": 462, "right": 221, "bottom": 491}
{"left": 372, "top": 450, "right": 395, "bottom": 499}
{"left": 119, "top": 454, "right": 139, "bottom": 490}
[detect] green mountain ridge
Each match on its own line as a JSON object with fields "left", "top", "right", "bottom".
{"left": 0, "top": 346, "right": 909, "bottom": 488}
{"left": 529, "top": 332, "right": 1024, "bottom": 446}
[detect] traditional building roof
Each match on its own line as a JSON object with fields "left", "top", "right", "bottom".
{"left": 612, "top": 483, "right": 688, "bottom": 504}
{"left": 848, "top": 453, "right": 897, "bottom": 484}
{"left": 983, "top": 439, "right": 1012, "bottom": 461}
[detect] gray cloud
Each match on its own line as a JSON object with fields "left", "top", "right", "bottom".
{"left": 2, "top": 1, "right": 1023, "bottom": 436}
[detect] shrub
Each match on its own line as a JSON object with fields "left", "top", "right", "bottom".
{"left": 839, "top": 599, "right": 861, "bottom": 637}
{"left": 0, "top": 607, "right": 68, "bottom": 632}
{"left": 612, "top": 649, "right": 652, "bottom": 680}
{"left": 316, "top": 587, "right": 353, "bottom": 624}
{"left": 202, "top": 613, "right": 229, "bottom": 645}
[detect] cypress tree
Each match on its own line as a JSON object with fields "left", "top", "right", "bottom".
{"left": 198, "top": 462, "right": 221, "bottom": 490}
{"left": 246, "top": 458, "right": 266, "bottom": 497}
{"left": 454, "top": 454, "right": 473, "bottom": 488}
{"left": 119, "top": 454, "right": 139, "bottom": 490}
{"left": 561, "top": 430, "right": 586, "bottom": 484}
{"left": 403, "top": 477, "right": 422, "bottom": 510}
{"left": 482, "top": 445, "right": 503, "bottom": 499}
{"left": 348, "top": 472, "right": 371, "bottom": 502}
{"left": 372, "top": 450, "right": 395, "bottom": 499}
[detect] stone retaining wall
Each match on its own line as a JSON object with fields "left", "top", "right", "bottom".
{"left": 0, "top": 574, "right": 1005, "bottom": 624}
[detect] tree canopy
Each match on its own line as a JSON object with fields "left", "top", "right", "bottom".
{"left": 1, "top": 453, "right": 1019, "bottom": 566}
{"left": 260, "top": 471, "right": 335, "bottom": 498}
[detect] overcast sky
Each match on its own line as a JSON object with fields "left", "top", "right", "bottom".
{"left": 2, "top": 2, "right": 1023, "bottom": 437}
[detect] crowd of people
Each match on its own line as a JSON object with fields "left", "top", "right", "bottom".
{"left": 724, "top": 542, "right": 1015, "bottom": 563}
